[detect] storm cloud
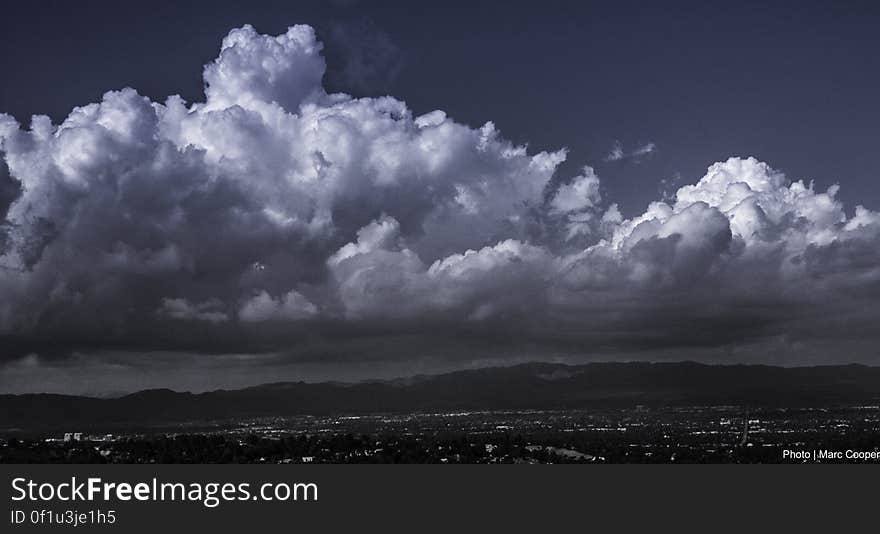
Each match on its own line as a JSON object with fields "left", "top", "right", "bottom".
{"left": 1, "top": 25, "right": 879, "bottom": 383}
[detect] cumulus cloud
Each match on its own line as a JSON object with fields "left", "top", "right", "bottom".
{"left": 239, "top": 290, "right": 318, "bottom": 322}
{"left": 203, "top": 25, "right": 326, "bottom": 112}
{"left": 159, "top": 298, "right": 229, "bottom": 324}
{"left": 549, "top": 166, "right": 602, "bottom": 240}
{"left": 0, "top": 24, "right": 879, "bottom": 372}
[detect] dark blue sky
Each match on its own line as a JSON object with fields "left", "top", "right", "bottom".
{"left": 3, "top": 0, "right": 878, "bottom": 216}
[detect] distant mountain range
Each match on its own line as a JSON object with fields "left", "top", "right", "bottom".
{"left": 3, "top": 361, "right": 880, "bottom": 433}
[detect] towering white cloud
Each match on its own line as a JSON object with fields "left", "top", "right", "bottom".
{"left": 0, "top": 25, "right": 878, "bottom": 364}
{"left": 203, "top": 24, "right": 326, "bottom": 112}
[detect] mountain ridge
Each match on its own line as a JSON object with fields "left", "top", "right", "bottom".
{"left": 3, "top": 361, "right": 880, "bottom": 433}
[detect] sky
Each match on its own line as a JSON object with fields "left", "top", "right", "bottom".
{"left": 1, "top": 0, "right": 879, "bottom": 394}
